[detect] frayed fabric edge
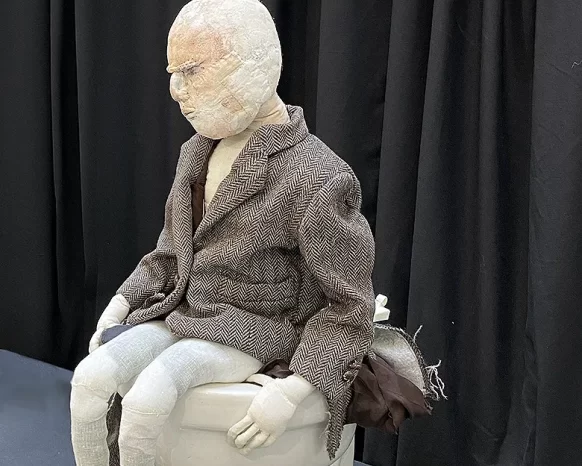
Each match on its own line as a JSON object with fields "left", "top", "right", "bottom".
{"left": 425, "top": 360, "right": 448, "bottom": 401}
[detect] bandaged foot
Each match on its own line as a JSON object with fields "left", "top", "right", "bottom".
{"left": 227, "top": 374, "right": 315, "bottom": 455}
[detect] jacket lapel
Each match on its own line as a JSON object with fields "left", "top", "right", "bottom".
{"left": 191, "top": 105, "right": 309, "bottom": 243}
{"left": 172, "top": 134, "right": 215, "bottom": 278}
{"left": 193, "top": 136, "right": 268, "bottom": 241}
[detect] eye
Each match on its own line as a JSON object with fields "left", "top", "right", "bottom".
{"left": 184, "top": 64, "right": 203, "bottom": 77}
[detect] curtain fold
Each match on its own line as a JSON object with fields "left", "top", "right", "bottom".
{"left": 1, "top": 1, "right": 581, "bottom": 464}
{"left": 49, "top": 0, "right": 86, "bottom": 367}
{"left": 0, "top": 0, "right": 56, "bottom": 363}
{"left": 525, "top": 0, "right": 582, "bottom": 463}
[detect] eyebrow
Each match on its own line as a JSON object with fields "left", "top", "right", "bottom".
{"left": 166, "top": 60, "right": 201, "bottom": 74}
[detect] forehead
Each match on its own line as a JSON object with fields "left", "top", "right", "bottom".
{"left": 167, "top": 17, "right": 232, "bottom": 71}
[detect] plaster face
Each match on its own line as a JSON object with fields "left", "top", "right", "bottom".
{"left": 167, "top": 0, "right": 282, "bottom": 139}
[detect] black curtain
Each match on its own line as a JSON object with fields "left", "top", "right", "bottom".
{"left": 1, "top": 1, "right": 581, "bottom": 465}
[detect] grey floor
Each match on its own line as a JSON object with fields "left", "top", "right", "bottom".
{"left": 0, "top": 350, "right": 371, "bottom": 466}
{"left": 0, "top": 350, "right": 76, "bottom": 465}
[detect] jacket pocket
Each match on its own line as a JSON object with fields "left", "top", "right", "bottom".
{"left": 218, "top": 275, "right": 296, "bottom": 304}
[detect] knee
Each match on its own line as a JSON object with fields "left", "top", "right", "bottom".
{"left": 121, "top": 363, "right": 178, "bottom": 417}
{"left": 70, "top": 353, "right": 119, "bottom": 420}
{"left": 118, "top": 366, "right": 177, "bottom": 453}
{"left": 71, "top": 352, "right": 118, "bottom": 395}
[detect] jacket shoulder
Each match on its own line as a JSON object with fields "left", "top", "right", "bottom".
{"left": 287, "top": 134, "right": 356, "bottom": 189}
{"left": 177, "top": 134, "right": 200, "bottom": 169}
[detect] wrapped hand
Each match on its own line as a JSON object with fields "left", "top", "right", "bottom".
{"left": 88, "top": 294, "right": 130, "bottom": 353}
{"left": 227, "top": 374, "right": 315, "bottom": 455}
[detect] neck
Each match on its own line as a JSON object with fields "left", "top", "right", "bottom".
{"left": 246, "top": 94, "right": 289, "bottom": 131}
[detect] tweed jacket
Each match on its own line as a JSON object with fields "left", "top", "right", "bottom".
{"left": 117, "top": 105, "right": 375, "bottom": 457}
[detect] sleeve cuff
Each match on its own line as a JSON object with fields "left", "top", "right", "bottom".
{"left": 275, "top": 373, "right": 316, "bottom": 405}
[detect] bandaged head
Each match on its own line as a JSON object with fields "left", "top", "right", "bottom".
{"left": 167, "top": 0, "right": 282, "bottom": 139}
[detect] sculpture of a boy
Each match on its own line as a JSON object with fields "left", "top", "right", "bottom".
{"left": 70, "top": 1, "right": 377, "bottom": 465}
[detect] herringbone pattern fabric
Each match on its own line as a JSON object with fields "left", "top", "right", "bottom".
{"left": 116, "top": 106, "right": 375, "bottom": 458}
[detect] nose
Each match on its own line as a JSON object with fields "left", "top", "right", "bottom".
{"left": 169, "top": 73, "right": 188, "bottom": 102}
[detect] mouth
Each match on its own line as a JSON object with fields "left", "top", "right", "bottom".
{"left": 180, "top": 107, "right": 196, "bottom": 118}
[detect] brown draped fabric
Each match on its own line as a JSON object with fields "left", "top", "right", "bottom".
{"left": 191, "top": 155, "right": 210, "bottom": 231}
{"left": 255, "top": 354, "right": 431, "bottom": 433}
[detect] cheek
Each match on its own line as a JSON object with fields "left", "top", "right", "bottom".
{"left": 188, "top": 82, "right": 242, "bottom": 114}
{"left": 182, "top": 76, "right": 220, "bottom": 105}
{"left": 218, "top": 90, "right": 245, "bottom": 113}
{"left": 214, "top": 76, "right": 246, "bottom": 112}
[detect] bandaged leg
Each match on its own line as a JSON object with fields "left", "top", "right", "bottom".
{"left": 70, "top": 322, "right": 179, "bottom": 466}
{"left": 118, "top": 338, "right": 262, "bottom": 466}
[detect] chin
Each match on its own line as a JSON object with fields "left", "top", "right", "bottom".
{"left": 188, "top": 116, "right": 249, "bottom": 140}
{"left": 185, "top": 118, "right": 218, "bottom": 140}
{"left": 194, "top": 127, "right": 232, "bottom": 140}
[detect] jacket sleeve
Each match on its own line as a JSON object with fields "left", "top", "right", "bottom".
{"left": 116, "top": 177, "right": 178, "bottom": 311}
{"left": 289, "top": 170, "right": 375, "bottom": 402}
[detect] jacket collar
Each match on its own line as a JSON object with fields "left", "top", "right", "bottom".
{"left": 193, "top": 105, "right": 309, "bottom": 160}
{"left": 242, "top": 105, "right": 309, "bottom": 158}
